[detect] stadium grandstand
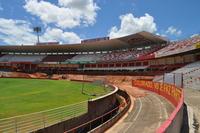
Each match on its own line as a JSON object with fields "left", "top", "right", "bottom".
{"left": 1, "top": 0, "right": 200, "bottom": 132}
{"left": 1, "top": 31, "right": 200, "bottom": 76}
{"left": 0, "top": 31, "right": 167, "bottom": 71}
{"left": 1, "top": 31, "right": 200, "bottom": 133}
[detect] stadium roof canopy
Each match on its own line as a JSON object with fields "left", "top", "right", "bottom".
{"left": 0, "top": 31, "right": 168, "bottom": 53}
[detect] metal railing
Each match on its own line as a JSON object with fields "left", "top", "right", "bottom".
{"left": 64, "top": 97, "right": 130, "bottom": 133}
{"left": 0, "top": 101, "right": 88, "bottom": 133}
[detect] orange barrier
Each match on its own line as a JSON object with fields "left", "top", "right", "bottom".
{"left": 132, "top": 80, "right": 182, "bottom": 106}
{"left": 132, "top": 80, "right": 184, "bottom": 133}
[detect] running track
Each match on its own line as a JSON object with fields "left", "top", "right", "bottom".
{"left": 106, "top": 90, "right": 174, "bottom": 133}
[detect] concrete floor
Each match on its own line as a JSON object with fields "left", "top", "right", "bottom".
{"left": 106, "top": 91, "right": 174, "bottom": 133}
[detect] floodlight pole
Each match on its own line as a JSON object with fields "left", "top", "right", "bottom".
{"left": 37, "top": 32, "right": 40, "bottom": 44}
{"left": 33, "top": 27, "right": 41, "bottom": 44}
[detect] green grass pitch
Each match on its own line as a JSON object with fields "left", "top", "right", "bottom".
{"left": 0, "top": 78, "right": 110, "bottom": 119}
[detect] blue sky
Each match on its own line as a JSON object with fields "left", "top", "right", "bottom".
{"left": 0, "top": 0, "right": 199, "bottom": 45}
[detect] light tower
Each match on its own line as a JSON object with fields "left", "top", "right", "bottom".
{"left": 33, "top": 26, "right": 41, "bottom": 44}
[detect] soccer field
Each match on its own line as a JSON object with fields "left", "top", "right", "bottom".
{"left": 0, "top": 78, "right": 110, "bottom": 119}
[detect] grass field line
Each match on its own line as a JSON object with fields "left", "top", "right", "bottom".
{"left": 0, "top": 100, "right": 88, "bottom": 121}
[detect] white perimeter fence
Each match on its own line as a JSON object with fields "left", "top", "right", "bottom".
{"left": 0, "top": 101, "right": 88, "bottom": 133}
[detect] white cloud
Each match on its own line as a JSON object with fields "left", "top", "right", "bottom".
{"left": 156, "top": 33, "right": 167, "bottom": 38}
{"left": 0, "top": 18, "right": 81, "bottom": 45}
{"left": 42, "top": 28, "right": 81, "bottom": 44}
{"left": 166, "top": 26, "right": 182, "bottom": 36}
{"left": 24, "top": 0, "right": 99, "bottom": 29}
{"left": 190, "top": 34, "right": 199, "bottom": 38}
{"left": 108, "top": 13, "right": 157, "bottom": 38}
{"left": 0, "top": 18, "right": 35, "bottom": 45}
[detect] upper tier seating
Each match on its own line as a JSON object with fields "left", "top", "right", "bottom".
{"left": 100, "top": 50, "right": 137, "bottom": 62}
{"left": 100, "top": 47, "right": 159, "bottom": 62}
{"left": 155, "top": 36, "right": 200, "bottom": 57}
{"left": 137, "top": 47, "right": 163, "bottom": 60}
{"left": 0, "top": 55, "right": 46, "bottom": 62}
{"left": 42, "top": 55, "right": 76, "bottom": 62}
{"left": 68, "top": 54, "right": 104, "bottom": 63}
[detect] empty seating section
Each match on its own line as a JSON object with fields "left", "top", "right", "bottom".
{"left": 41, "top": 47, "right": 161, "bottom": 63}
{"left": 137, "top": 46, "right": 163, "bottom": 60}
{"left": 0, "top": 47, "right": 159, "bottom": 63}
{"left": 0, "top": 45, "right": 171, "bottom": 64}
{"left": 155, "top": 36, "right": 200, "bottom": 57}
{"left": 68, "top": 54, "right": 104, "bottom": 63}
{"left": 42, "top": 55, "right": 76, "bottom": 62}
{"left": 171, "top": 61, "right": 200, "bottom": 90}
{"left": 100, "top": 48, "right": 159, "bottom": 62}
{"left": 101, "top": 50, "right": 137, "bottom": 62}
{"left": 0, "top": 55, "right": 46, "bottom": 62}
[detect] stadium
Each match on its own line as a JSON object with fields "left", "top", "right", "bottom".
{"left": 0, "top": 30, "right": 200, "bottom": 133}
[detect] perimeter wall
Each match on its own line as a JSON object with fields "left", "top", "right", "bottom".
{"left": 36, "top": 85, "right": 119, "bottom": 133}
{"left": 132, "top": 80, "right": 184, "bottom": 133}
